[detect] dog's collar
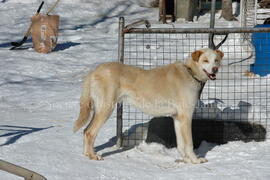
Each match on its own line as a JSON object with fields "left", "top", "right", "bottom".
{"left": 184, "top": 65, "right": 204, "bottom": 86}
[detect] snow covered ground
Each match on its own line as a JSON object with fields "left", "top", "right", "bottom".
{"left": 1, "top": 1, "right": 270, "bottom": 179}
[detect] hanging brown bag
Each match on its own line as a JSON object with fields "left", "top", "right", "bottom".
{"left": 31, "top": 14, "right": 59, "bottom": 53}
{"left": 11, "top": 0, "right": 60, "bottom": 54}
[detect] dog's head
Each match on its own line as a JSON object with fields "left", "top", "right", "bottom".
{"left": 191, "top": 48, "right": 224, "bottom": 81}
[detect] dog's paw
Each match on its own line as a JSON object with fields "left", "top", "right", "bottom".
{"left": 198, "top": 157, "right": 208, "bottom": 163}
{"left": 180, "top": 157, "right": 208, "bottom": 164}
{"left": 90, "top": 154, "right": 104, "bottom": 161}
{"left": 190, "top": 157, "right": 208, "bottom": 164}
{"left": 84, "top": 153, "right": 104, "bottom": 160}
{"left": 182, "top": 157, "right": 192, "bottom": 163}
{"left": 174, "top": 157, "right": 192, "bottom": 164}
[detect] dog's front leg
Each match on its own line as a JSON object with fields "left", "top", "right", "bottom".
{"left": 174, "top": 114, "right": 208, "bottom": 164}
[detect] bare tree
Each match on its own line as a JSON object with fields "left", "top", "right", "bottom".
{"left": 221, "top": 0, "right": 237, "bottom": 21}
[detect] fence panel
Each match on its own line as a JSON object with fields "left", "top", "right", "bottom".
{"left": 117, "top": 19, "right": 270, "bottom": 147}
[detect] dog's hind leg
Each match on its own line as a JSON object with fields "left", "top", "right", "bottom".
{"left": 83, "top": 100, "right": 115, "bottom": 160}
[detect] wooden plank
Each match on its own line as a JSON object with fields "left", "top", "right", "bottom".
{"left": 0, "top": 160, "right": 47, "bottom": 180}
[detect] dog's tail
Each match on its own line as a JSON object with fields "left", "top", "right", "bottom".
{"left": 73, "top": 75, "right": 93, "bottom": 133}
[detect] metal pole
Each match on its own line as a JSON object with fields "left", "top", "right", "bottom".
{"left": 208, "top": 0, "right": 216, "bottom": 49}
{"left": 203, "top": 0, "right": 216, "bottom": 99}
{"left": 116, "top": 17, "right": 125, "bottom": 148}
{"left": 125, "top": 19, "right": 151, "bottom": 30}
{"left": 125, "top": 27, "right": 270, "bottom": 34}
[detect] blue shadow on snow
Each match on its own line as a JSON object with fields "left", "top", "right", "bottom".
{"left": 54, "top": 42, "right": 80, "bottom": 51}
{"left": 0, "top": 125, "right": 53, "bottom": 146}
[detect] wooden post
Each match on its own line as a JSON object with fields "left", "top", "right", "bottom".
{"left": 0, "top": 160, "right": 47, "bottom": 180}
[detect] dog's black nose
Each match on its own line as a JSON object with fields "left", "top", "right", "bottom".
{"left": 212, "top": 67, "right": 218, "bottom": 74}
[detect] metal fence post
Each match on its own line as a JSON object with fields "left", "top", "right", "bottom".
{"left": 208, "top": 0, "right": 216, "bottom": 49}
{"left": 116, "top": 17, "right": 125, "bottom": 148}
{"left": 199, "top": 0, "right": 216, "bottom": 99}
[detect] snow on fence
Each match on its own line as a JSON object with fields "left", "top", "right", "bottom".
{"left": 116, "top": 17, "right": 270, "bottom": 148}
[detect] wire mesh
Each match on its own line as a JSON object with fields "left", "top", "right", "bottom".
{"left": 118, "top": 27, "right": 270, "bottom": 147}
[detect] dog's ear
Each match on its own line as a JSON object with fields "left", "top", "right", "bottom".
{"left": 191, "top": 50, "right": 203, "bottom": 62}
{"left": 215, "top": 49, "right": 224, "bottom": 59}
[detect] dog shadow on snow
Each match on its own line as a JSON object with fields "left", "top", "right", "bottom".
{"left": 95, "top": 136, "right": 135, "bottom": 158}
{"left": 0, "top": 125, "right": 53, "bottom": 146}
{"left": 95, "top": 123, "right": 217, "bottom": 159}
{"left": 96, "top": 99, "right": 266, "bottom": 158}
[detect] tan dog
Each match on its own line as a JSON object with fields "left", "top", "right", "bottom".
{"left": 73, "top": 48, "right": 224, "bottom": 163}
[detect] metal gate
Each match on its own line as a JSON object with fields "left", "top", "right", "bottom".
{"left": 116, "top": 17, "right": 270, "bottom": 147}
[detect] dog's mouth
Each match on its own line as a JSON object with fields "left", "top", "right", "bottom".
{"left": 203, "top": 69, "right": 216, "bottom": 80}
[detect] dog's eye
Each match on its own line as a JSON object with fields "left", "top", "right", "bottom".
{"left": 215, "top": 59, "right": 219, "bottom": 63}
{"left": 203, "top": 59, "right": 209, "bottom": 63}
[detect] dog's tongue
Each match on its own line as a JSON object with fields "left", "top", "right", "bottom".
{"left": 209, "top": 74, "right": 216, "bottom": 80}
{"left": 203, "top": 69, "right": 217, "bottom": 80}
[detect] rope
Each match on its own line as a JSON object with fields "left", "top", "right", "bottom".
{"left": 228, "top": 39, "right": 254, "bottom": 66}
{"left": 46, "top": 0, "right": 60, "bottom": 15}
